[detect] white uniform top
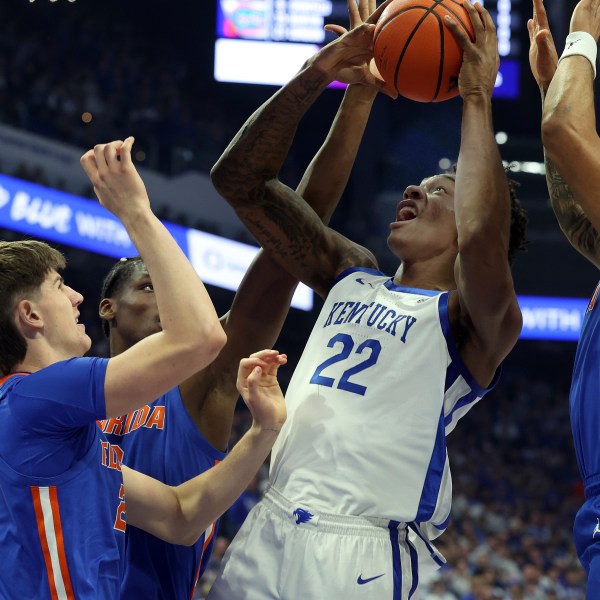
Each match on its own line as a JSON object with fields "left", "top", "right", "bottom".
{"left": 270, "top": 267, "right": 497, "bottom": 537}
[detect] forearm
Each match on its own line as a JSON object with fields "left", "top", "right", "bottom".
{"left": 174, "top": 426, "right": 278, "bottom": 545}
{"left": 543, "top": 58, "right": 596, "bottom": 154}
{"left": 211, "top": 64, "right": 332, "bottom": 203}
{"left": 122, "top": 210, "right": 224, "bottom": 349}
{"left": 296, "top": 84, "right": 378, "bottom": 223}
{"left": 456, "top": 95, "right": 510, "bottom": 245}
{"left": 544, "top": 151, "right": 600, "bottom": 266}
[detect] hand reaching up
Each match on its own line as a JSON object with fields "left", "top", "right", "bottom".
{"left": 238, "top": 350, "right": 288, "bottom": 434}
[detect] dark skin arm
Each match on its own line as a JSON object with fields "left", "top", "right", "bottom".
{"left": 182, "top": 1, "right": 383, "bottom": 450}
{"left": 211, "top": 15, "right": 394, "bottom": 299}
{"left": 445, "top": 1, "right": 522, "bottom": 387}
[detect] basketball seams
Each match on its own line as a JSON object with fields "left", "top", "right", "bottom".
{"left": 391, "top": 10, "right": 432, "bottom": 96}
{"left": 374, "top": 0, "right": 473, "bottom": 102}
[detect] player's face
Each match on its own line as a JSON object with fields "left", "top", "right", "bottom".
{"left": 387, "top": 174, "right": 458, "bottom": 261}
{"left": 109, "top": 263, "right": 161, "bottom": 347}
{"left": 35, "top": 270, "right": 91, "bottom": 357}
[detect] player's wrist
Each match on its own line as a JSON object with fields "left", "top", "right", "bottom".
{"left": 560, "top": 32, "right": 597, "bottom": 78}
{"left": 249, "top": 421, "right": 284, "bottom": 438}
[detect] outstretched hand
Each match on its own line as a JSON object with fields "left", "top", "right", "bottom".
{"left": 80, "top": 137, "right": 151, "bottom": 222}
{"left": 313, "top": 0, "right": 398, "bottom": 99}
{"left": 237, "top": 349, "right": 287, "bottom": 433}
{"left": 527, "top": 0, "right": 558, "bottom": 92}
{"left": 445, "top": 0, "right": 499, "bottom": 99}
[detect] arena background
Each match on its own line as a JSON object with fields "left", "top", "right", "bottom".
{"left": 1, "top": 0, "right": 594, "bottom": 597}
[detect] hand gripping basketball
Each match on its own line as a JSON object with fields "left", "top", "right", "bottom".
{"left": 373, "top": 0, "right": 476, "bottom": 102}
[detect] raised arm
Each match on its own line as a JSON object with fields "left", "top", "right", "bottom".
{"left": 445, "top": 1, "right": 522, "bottom": 385}
{"left": 539, "top": 0, "right": 600, "bottom": 267}
{"left": 122, "top": 350, "right": 286, "bottom": 546}
{"left": 185, "top": 74, "right": 380, "bottom": 450}
{"left": 211, "top": 19, "right": 392, "bottom": 297}
{"left": 80, "top": 139, "right": 226, "bottom": 418}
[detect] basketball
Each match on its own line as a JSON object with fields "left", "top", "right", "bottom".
{"left": 373, "top": 0, "right": 475, "bottom": 102}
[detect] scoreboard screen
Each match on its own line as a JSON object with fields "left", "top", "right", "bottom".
{"left": 214, "top": 0, "right": 520, "bottom": 98}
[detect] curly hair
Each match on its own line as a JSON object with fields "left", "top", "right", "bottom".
{"left": 444, "top": 166, "right": 528, "bottom": 265}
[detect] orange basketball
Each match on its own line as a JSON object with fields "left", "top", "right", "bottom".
{"left": 373, "top": 0, "right": 475, "bottom": 102}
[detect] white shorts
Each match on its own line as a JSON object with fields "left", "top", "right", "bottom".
{"left": 206, "top": 487, "right": 445, "bottom": 600}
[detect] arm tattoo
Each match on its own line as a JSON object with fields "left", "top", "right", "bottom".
{"left": 545, "top": 153, "right": 600, "bottom": 261}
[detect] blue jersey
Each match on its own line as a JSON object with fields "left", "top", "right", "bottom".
{"left": 99, "top": 386, "right": 227, "bottom": 600}
{"left": 571, "top": 281, "right": 600, "bottom": 496}
{"left": 0, "top": 357, "right": 127, "bottom": 599}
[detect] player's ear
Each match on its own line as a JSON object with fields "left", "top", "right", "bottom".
{"left": 99, "top": 298, "right": 116, "bottom": 322}
{"left": 16, "top": 299, "right": 44, "bottom": 332}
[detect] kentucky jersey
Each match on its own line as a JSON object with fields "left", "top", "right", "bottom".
{"left": 99, "top": 386, "right": 227, "bottom": 599}
{"left": 570, "top": 281, "right": 600, "bottom": 495}
{"left": 0, "top": 357, "right": 126, "bottom": 599}
{"left": 270, "top": 267, "right": 497, "bottom": 533}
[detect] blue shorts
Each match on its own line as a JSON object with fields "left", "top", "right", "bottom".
{"left": 574, "top": 495, "right": 600, "bottom": 598}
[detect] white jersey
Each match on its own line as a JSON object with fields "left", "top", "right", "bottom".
{"left": 270, "top": 267, "right": 496, "bottom": 533}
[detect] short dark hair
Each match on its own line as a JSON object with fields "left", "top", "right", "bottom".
{"left": 0, "top": 240, "right": 65, "bottom": 376}
{"left": 506, "top": 178, "right": 528, "bottom": 266}
{"left": 99, "top": 256, "right": 144, "bottom": 337}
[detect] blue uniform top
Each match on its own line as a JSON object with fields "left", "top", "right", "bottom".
{"left": 571, "top": 281, "right": 600, "bottom": 497}
{"left": 0, "top": 357, "right": 126, "bottom": 599}
{"left": 99, "top": 386, "right": 227, "bottom": 600}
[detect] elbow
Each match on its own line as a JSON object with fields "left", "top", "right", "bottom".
{"left": 210, "top": 159, "right": 230, "bottom": 199}
{"left": 541, "top": 110, "right": 580, "bottom": 164}
{"left": 191, "top": 323, "right": 227, "bottom": 365}
{"left": 203, "top": 324, "right": 228, "bottom": 363}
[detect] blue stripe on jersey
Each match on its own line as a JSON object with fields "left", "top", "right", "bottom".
{"left": 384, "top": 279, "right": 441, "bottom": 296}
{"left": 388, "top": 521, "right": 403, "bottom": 600}
{"left": 415, "top": 411, "right": 446, "bottom": 522}
{"left": 437, "top": 292, "right": 495, "bottom": 399}
{"left": 408, "top": 523, "right": 446, "bottom": 568}
{"left": 334, "top": 266, "right": 385, "bottom": 284}
{"left": 405, "top": 528, "right": 419, "bottom": 598}
{"left": 444, "top": 389, "right": 480, "bottom": 429}
{"left": 432, "top": 513, "right": 451, "bottom": 531}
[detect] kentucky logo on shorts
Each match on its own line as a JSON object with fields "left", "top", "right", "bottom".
{"left": 593, "top": 518, "right": 600, "bottom": 539}
{"left": 293, "top": 508, "right": 314, "bottom": 525}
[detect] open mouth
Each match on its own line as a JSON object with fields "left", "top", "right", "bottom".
{"left": 396, "top": 200, "right": 419, "bottom": 222}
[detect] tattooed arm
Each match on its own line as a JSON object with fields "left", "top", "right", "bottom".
{"left": 541, "top": 0, "right": 600, "bottom": 268}
{"left": 211, "top": 22, "right": 392, "bottom": 298}
{"left": 544, "top": 153, "right": 600, "bottom": 268}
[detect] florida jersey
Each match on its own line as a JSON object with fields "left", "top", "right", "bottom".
{"left": 570, "top": 281, "right": 600, "bottom": 496}
{"left": 99, "top": 386, "right": 227, "bottom": 599}
{"left": 270, "top": 267, "right": 497, "bottom": 534}
{"left": 0, "top": 357, "right": 126, "bottom": 599}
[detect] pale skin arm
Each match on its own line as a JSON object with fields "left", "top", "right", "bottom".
{"left": 80, "top": 139, "right": 226, "bottom": 418}
{"left": 445, "top": 1, "right": 522, "bottom": 386}
{"left": 210, "top": 9, "right": 395, "bottom": 298}
{"left": 539, "top": 0, "right": 600, "bottom": 268}
{"left": 123, "top": 350, "right": 286, "bottom": 546}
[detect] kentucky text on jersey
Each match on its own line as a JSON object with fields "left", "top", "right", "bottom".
{"left": 323, "top": 300, "right": 418, "bottom": 342}
{"left": 97, "top": 404, "right": 165, "bottom": 436}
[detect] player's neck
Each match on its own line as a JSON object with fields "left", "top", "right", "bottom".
{"left": 393, "top": 261, "right": 455, "bottom": 292}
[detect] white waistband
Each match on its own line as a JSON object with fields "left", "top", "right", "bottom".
{"left": 264, "top": 486, "right": 406, "bottom": 538}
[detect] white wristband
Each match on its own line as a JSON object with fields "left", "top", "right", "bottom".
{"left": 559, "top": 31, "right": 597, "bottom": 79}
